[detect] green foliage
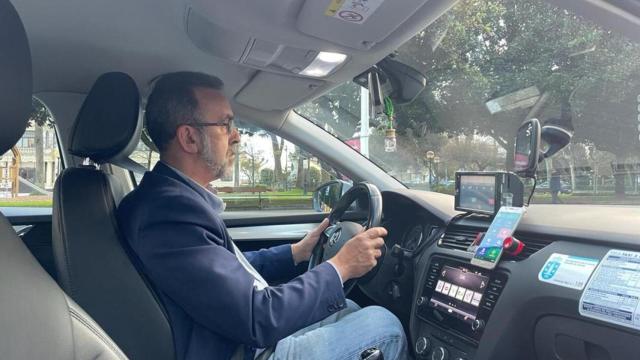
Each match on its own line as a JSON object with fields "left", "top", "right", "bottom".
{"left": 295, "top": 0, "right": 640, "bottom": 201}
{"left": 308, "top": 167, "right": 321, "bottom": 187}
{"left": 260, "top": 168, "right": 274, "bottom": 185}
{"left": 30, "top": 98, "right": 54, "bottom": 127}
{"left": 395, "top": 0, "right": 640, "bottom": 158}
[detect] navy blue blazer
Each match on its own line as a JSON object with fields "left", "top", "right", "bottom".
{"left": 117, "top": 162, "right": 346, "bottom": 360}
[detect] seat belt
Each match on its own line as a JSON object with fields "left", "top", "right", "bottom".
{"left": 231, "top": 242, "right": 268, "bottom": 290}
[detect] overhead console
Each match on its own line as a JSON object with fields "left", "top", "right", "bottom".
{"left": 296, "top": 0, "right": 430, "bottom": 50}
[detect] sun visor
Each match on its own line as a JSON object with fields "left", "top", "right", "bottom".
{"left": 186, "top": 7, "right": 252, "bottom": 62}
{"left": 235, "top": 72, "right": 324, "bottom": 111}
{"left": 296, "top": 0, "right": 429, "bottom": 49}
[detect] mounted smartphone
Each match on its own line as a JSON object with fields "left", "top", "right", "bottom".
{"left": 471, "top": 206, "right": 526, "bottom": 269}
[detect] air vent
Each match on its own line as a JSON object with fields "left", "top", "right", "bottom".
{"left": 438, "top": 225, "right": 552, "bottom": 260}
{"left": 438, "top": 225, "right": 481, "bottom": 251}
{"left": 510, "top": 234, "right": 552, "bottom": 261}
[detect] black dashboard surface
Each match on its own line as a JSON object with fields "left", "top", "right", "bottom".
{"left": 366, "top": 189, "right": 640, "bottom": 360}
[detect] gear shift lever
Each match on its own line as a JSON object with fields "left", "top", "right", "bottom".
{"left": 361, "top": 347, "right": 384, "bottom": 360}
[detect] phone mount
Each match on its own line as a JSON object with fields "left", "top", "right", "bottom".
{"left": 467, "top": 232, "right": 525, "bottom": 257}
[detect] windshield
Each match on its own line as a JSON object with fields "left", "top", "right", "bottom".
{"left": 296, "top": 0, "right": 640, "bottom": 205}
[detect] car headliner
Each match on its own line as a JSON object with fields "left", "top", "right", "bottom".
{"left": 9, "top": 0, "right": 640, "bottom": 130}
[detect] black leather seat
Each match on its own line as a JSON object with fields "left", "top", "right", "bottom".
{"left": 52, "top": 73, "right": 175, "bottom": 360}
{"left": 0, "top": 1, "right": 127, "bottom": 359}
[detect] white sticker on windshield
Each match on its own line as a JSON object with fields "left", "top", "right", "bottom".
{"left": 325, "top": 0, "right": 385, "bottom": 24}
{"left": 538, "top": 253, "right": 599, "bottom": 290}
{"left": 579, "top": 250, "right": 640, "bottom": 331}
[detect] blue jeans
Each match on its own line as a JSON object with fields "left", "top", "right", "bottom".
{"left": 269, "top": 300, "right": 408, "bottom": 360}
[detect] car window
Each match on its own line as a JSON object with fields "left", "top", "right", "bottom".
{"left": 131, "top": 123, "right": 347, "bottom": 212}
{"left": 297, "top": 0, "right": 640, "bottom": 206}
{"left": 0, "top": 98, "right": 62, "bottom": 208}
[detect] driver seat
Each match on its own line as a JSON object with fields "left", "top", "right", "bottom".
{"left": 0, "top": 1, "right": 126, "bottom": 358}
{"left": 52, "top": 73, "right": 175, "bottom": 359}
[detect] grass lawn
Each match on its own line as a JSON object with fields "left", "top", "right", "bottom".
{"left": 0, "top": 199, "right": 53, "bottom": 207}
{"left": 219, "top": 188, "right": 312, "bottom": 200}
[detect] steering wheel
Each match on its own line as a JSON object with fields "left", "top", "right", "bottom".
{"left": 308, "top": 182, "right": 384, "bottom": 294}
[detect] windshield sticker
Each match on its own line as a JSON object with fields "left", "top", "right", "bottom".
{"left": 579, "top": 250, "right": 640, "bottom": 331}
{"left": 325, "top": 0, "right": 385, "bottom": 24}
{"left": 539, "top": 253, "right": 599, "bottom": 290}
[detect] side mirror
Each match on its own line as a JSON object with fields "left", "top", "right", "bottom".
{"left": 540, "top": 124, "right": 573, "bottom": 160}
{"left": 513, "top": 118, "right": 541, "bottom": 178}
{"left": 312, "top": 180, "right": 352, "bottom": 213}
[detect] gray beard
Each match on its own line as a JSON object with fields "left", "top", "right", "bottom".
{"left": 198, "top": 131, "right": 227, "bottom": 180}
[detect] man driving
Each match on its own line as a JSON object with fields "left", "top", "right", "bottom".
{"left": 117, "top": 72, "right": 408, "bottom": 360}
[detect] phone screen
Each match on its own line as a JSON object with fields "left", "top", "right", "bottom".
{"left": 472, "top": 206, "right": 525, "bottom": 269}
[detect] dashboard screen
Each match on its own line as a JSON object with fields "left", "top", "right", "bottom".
{"left": 429, "top": 265, "right": 489, "bottom": 324}
{"left": 458, "top": 174, "right": 497, "bottom": 214}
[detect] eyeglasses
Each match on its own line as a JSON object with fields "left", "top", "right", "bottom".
{"left": 189, "top": 119, "right": 235, "bottom": 133}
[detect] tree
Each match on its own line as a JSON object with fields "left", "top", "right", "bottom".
{"left": 260, "top": 168, "right": 274, "bottom": 186}
{"left": 441, "top": 136, "right": 503, "bottom": 171}
{"left": 295, "top": 0, "right": 640, "bottom": 200}
{"left": 392, "top": 0, "right": 640, "bottom": 194}
{"left": 240, "top": 143, "right": 266, "bottom": 186}
{"left": 270, "top": 134, "right": 285, "bottom": 189}
{"left": 29, "top": 98, "right": 54, "bottom": 188}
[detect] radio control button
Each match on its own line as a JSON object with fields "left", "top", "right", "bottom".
{"left": 415, "top": 337, "right": 431, "bottom": 355}
{"left": 431, "top": 346, "right": 449, "bottom": 360}
{"left": 482, "top": 299, "right": 495, "bottom": 309}
{"left": 471, "top": 319, "right": 485, "bottom": 331}
{"left": 485, "top": 292, "right": 498, "bottom": 301}
{"left": 417, "top": 296, "right": 427, "bottom": 306}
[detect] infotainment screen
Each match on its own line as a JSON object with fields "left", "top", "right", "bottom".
{"left": 429, "top": 265, "right": 489, "bottom": 324}
{"left": 456, "top": 173, "right": 497, "bottom": 214}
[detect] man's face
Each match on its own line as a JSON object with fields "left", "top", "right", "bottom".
{"left": 193, "top": 87, "right": 240, "bottom": 180}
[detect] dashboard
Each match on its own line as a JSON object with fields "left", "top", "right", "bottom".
{"left": 360, "top": 189, "right": 640, "bottom": 360}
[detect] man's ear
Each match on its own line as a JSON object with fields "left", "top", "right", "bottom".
{"left": 175, "top": 125, "right": 200, "bottom": 154}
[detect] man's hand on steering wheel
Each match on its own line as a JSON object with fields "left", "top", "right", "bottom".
{"left": 328, "top": 227, "right": 387, "bottom": 282}
{"left": 307, "top": 183, "right": 385, "bottom": 294}
{"left": 292, "top": 218, "right": 330, "bottom": 265}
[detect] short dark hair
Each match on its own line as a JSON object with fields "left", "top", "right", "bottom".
{"left": 145, "top": 71, "right": 224, "bottom": 152}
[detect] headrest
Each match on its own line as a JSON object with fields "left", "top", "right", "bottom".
{"left": 69, "top": 72, "right": 146, "bottom": 172}
{"left": 0, "top": 0, "right": 32, "bottom": 155}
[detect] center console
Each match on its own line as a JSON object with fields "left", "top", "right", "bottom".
{"left": 413, "top": 256, "right": 508, "bottom": 360}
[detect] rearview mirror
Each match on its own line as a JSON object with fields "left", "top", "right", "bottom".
{"left": 312, "top": 180, "right": 352, "bottom": 213}
{"left": 354, "top": 56, "right": 427, "bottom": 105}
{"left": 513, "top": 118, "right": 541, "bottom": 178}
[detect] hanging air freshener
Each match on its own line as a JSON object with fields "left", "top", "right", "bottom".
{"left": 384, "top": 128, "right": 396, "bottom": 152}
{"left": 383, "top": 97, "right": 397, "bottom": 152}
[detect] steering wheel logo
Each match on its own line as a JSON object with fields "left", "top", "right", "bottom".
{"left": 328, "top": 229, "right": 342, "bottom": 247}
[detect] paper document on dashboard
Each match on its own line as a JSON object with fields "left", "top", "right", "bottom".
{"left": 579, "top": 249, "right": 640, "bottom": 330}
{"left": 538, "top": 253, "right": 599, "bottom": 290}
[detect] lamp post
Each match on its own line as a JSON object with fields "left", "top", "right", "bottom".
{"left": 426, "top": 151, "right": 435, "bottom": 190}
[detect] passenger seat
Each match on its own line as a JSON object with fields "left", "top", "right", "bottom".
{"left": 0, "top": 1, "right": 127, "bottom": 359}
